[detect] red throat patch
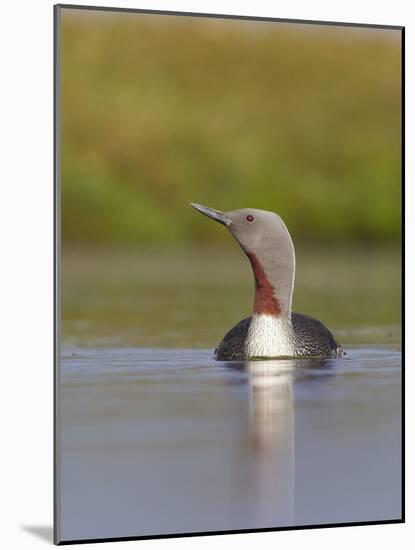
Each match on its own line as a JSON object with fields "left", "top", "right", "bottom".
{"left": 246, "top": 252, "right": 281, "bottom": 316}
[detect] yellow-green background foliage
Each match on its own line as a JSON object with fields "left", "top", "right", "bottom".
{"left": 60, "top": 10, "right": 401, "bottom": 246}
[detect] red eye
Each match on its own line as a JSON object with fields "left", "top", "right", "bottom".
{"left": 246, "top": 214, "right": 255, "bottom": 223}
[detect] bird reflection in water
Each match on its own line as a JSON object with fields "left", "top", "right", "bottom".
{"left": 247, "top": 359, "right": 296, "bottom": 526}
{"left": 246, "top": 357, "right": 335, "bottom": 527}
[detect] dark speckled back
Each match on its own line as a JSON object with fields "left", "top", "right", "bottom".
{"left": 214, "top": 314, "right": 343, "bottom": 361}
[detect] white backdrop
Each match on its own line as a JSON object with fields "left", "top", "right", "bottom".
{"left": 1, "top": 0, "right": 411, "bottom": 548}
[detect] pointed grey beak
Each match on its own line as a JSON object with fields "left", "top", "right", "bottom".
{"left": 190, "top": 203, "right": 232, "bottom": 226}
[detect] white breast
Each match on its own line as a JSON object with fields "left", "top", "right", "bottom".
{"left": 245, "top": 314, "right": 295, "bottom": 358}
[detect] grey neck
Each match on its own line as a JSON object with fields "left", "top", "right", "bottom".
{"left": 258, "top": 244, "right": 295, "bottom": 318}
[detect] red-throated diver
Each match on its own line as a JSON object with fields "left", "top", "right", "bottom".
{"left": 191, "top": 203, "right": 344, "bottom": 360}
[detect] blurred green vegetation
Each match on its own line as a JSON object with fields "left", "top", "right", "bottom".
{"left": 60, "top": 10, "right": 401, "bottom": 246}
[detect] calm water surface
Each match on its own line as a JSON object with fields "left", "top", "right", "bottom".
{"left": 59, "top": 345, "right": 401, "bottom": 541}
{"left": 59, "top": 250, "right": 401, "bottom": 541}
